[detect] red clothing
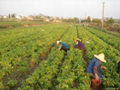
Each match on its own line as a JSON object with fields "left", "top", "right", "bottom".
{"left": 91, "top": 79, "right": 103, "bottom": 90}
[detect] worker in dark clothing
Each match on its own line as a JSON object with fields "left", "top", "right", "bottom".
{"left": 74, "top": 39, "right": 86, "bottom": 53}
{"left": 56, "top": 40, "right": 70, "bottom": 52}
{"left": 87, "top": 53, "right": 107, "bottom": 90}
{"left": 74, "top": 39, "right": 87, "bottom": 61}
{"left": 74, "top": 39, "right": 85, "bottom": 49}
{"left": 117, "top": 60, "right": 120, "bottom": 73}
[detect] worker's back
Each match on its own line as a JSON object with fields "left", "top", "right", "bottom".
{"left": 87, "top": 58, "right": 103, "bottom": 80}
{"left": 60, "top": 42, "right": 70, "bottom": 49}
{"left": 78, "top": 41, "right": 85, "bottom": 49}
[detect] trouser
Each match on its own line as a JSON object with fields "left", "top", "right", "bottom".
{"left": 61, "top": 46, "right": 70, "bottom": 52}
{"left": 90, "top": 79, "right": 103, "bottom": 90}
{"left": 117, "top": 62, "right": 120, "bottom": 73}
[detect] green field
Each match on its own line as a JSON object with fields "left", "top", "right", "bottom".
{"left": 0, "top": 22, "right": 120, "bottom": 90}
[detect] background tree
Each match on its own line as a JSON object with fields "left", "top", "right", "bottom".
{"left": 106, "top": 18, "right": 114, "bottom": 25}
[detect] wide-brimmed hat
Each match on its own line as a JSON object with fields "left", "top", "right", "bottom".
{"left": 75, "top": 38, "right": 81, "bottom": 42}
{"left": 94, "top": 53, "right": 106, "bottom": 63}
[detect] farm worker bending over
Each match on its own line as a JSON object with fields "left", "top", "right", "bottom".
{"left": 74, "top": 38, "right": 85, "bottom": 50}
{"left": 56, "top": 40, "right": 70, "bottom": 52}
{"left": 87, "top": 53, "right": 107, "bottom": 90}
{"left": 117, "top": 60, "right": 120, "bottom": 73}
{"left": 74, "top": 38, "right": 86, "bottom": 54}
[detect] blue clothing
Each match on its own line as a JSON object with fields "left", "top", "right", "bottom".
{"left": 60, "top": 42, "right": 70, "bottom": 49}
{"left": 87, "top": 58, "right": 103, "bottom": 79}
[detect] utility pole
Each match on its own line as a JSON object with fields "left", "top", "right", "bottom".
{"left": 102, "top": 2, "right": 105, "bottom": 29}
{"left": 79, "top": 18, "right": 81, "bottom": 24}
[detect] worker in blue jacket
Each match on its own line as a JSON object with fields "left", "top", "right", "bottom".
{"left": 56, "top": 40, "right": 70, "bottom": 52}
{"left": 87, "top": 53, "right": 107, "bottom": 90}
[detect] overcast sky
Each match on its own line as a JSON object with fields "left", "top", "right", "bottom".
{"left": 0, "top": 0, "right": 120, "bottom": 18}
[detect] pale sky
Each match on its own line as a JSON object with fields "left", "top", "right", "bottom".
{"left": 0, "top": 0, "right": 120, "bottom": 18}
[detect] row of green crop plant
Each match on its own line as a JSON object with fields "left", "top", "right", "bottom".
{"left": 56, "top": 49, "right": 90, "bottom": 90}
{"left": 18, "top": 48, "right": 88, "bottom": 90}
{"left": 55, "top": 25, "right": 90, "bottom": 90}
{"left": 85, "top": 26, "right": 120, "bottom": 51}
{"left": 17, "top": 47, "right": 64, "bottom": 90}
{"left": 61, "top": 24, "right": 77, "bottom": 46}
{"left": 17, "top": 24, "right": 74, "bottom": 90}
{"left": 77, "top": 26, "right": 120, "bottom": 89}
{"left": 17, "top": 24, "right": 90, "bottom": 90}
{"left": 0, "top": 24, "right": 70, "bottom": 89}
{"left": 17, "top": 24, "right": 73, "bottom": 90}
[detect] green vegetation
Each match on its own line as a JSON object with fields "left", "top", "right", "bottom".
{"left": 0, "top": 22, "right": 119, "bottom": 89}
{"left": 78, "top": 26, "right": 120, "bottom": 89}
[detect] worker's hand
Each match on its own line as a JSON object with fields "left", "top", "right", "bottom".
{"left": 96, "top": 76, "right": 99, "bottom": 80}
{"left": 101, "top": 66, "right": 107, "bottom": 70}
{"left": 95, "top": 74, "right": 99, "bottom": 80}
{"left": 89, "top": 73, "right": 95, "bottom": 79}
{"left": 58, "top": 48, "right": 61, "bottom": 50}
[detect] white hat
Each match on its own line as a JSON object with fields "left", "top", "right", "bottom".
{"left": 94, "top": 53, "right": 106, "bottom": 63}
{"left": 56, "top": 40, "right": 61, "bottom": 45}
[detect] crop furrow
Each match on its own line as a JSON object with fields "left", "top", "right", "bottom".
{"left": 86, "top": 27, "right": 120, "bottom": 51}
{"left": 16, "top": 25, "right": 70, "bottom": 90}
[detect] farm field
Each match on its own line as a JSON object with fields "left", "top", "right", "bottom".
{"left": 0, "top": 22, "right": 120, "bottom": 90}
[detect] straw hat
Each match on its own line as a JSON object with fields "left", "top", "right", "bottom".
{"left": 94, "top": 53, "right": 106, "bottom": 63}
{"left": 76, "top": 38, "right": 81, "bottom": 42}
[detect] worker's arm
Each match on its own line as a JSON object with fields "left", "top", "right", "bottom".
{"left": 101, "top": 66, "right": 107, "bottom": 70}
{"left": 58, "top": 45, "right": 62, "bottom": 50}
{"left": 74, "top": 44, "right": 78, "bottom": 48}
{"left": 51, "top": 43, "right": 55, "bottom": 47}
{"left": 93, "top": 66, "right": 99, "bottom": 80}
